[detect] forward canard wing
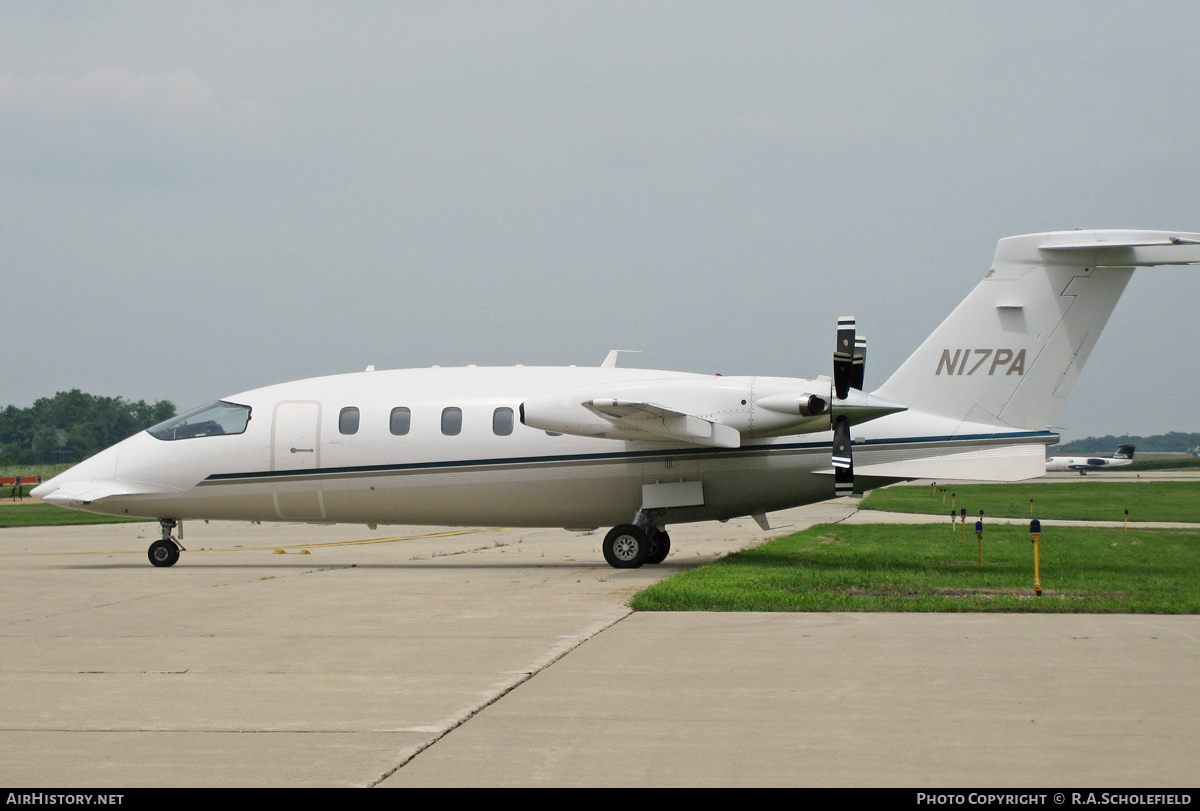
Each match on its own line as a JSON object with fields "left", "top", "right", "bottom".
{"left": 35, "top": 478, "right": 178, "bottom": 507}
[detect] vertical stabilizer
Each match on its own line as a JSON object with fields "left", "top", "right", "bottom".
{"left": 875, "top": 230, "right": 1200, "bottom": 431}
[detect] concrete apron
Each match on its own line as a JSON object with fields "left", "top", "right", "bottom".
{"left": 0, "top": 503, "right": 1196, "bottom": 786}
{"left": 0, "top": 510, "right": 802, "bottom": 787}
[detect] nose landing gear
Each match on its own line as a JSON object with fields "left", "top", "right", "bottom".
{"left": 148, "top": 518, "right": 184, "bottom": 568}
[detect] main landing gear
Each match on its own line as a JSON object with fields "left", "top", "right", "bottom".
{"left": 148, "top": 518, "right": 184, "bottom": 568}
{"left": 602, "top": 512, "right": 671, "bottom": 569}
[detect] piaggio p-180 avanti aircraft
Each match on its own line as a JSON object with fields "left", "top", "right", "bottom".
{"left": 1046, "top": 445, "right": 1136, "bottom": 474}
{"left": 34, "top": 230, "right": 1200, "bottom": 568}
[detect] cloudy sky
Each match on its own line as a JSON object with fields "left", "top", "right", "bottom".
{"left": 2, "top": 1, "right": 1199, "bottom": 441}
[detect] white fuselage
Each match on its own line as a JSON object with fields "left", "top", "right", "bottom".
{"left": 34, "top": 365, "right": 1052, "bottom": 529}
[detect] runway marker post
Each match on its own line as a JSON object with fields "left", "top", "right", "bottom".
{"left": 1030, "top": 519, "right": 1043, "bottom": 596}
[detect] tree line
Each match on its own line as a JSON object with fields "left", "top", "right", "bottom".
{"left": 1053, "top": 432, "right": 1200, "bottom": 454}
{"left": 0, "top": 390, "right": 176, "bottom": 465}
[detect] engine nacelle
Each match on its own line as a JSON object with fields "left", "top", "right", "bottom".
{"left": 519, "top": 376, "right": 905, "bottom": 446}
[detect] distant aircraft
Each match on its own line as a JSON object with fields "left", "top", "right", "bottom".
{"left": 1046, "top": 445, "right": 1136, "bottom": 474}
{"left": 33, "top": 230, "right": 1200, "bottom": 568}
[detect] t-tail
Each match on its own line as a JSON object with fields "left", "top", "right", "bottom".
{"left": 864, "top": 230, "right": 1200, "bottom": 481}
{"left": 1114, "top": 445, "right": 1136, "bottom": 460}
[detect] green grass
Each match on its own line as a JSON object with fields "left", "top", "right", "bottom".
{"left": 0, "top": 503, "right": 150, "bottom": 528}
{"left": 632, "top": 523, "right": 1200, "bottom": 613}
{"left": 0, "top": 464, "right": 71, "bottom": 480}
{"left": 1126, "top": 457, "right": 1200, "bottom": 471}
{"left": 860, "top": 481, "right": 1200, "bottom": 523}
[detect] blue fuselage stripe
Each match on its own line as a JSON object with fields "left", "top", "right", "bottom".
{"left": 203, "top": 431, "right": 1057, "bottom": 483}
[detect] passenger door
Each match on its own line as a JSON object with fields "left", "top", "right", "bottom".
{"left": 271, "top": 400, "right": 325, "bottom": 519}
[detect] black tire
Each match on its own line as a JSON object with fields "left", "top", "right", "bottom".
{"left": 602, "top": 524, "right": 650, "bottom": 569}
{"left": 645, "top": 528, "right": 671, "bottom": 564}
{"left": 148, "top": 540, "right": 180, "bottom": 568}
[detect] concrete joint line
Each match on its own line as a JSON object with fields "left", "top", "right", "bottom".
{"left": 831, "top": 505, "right": 860, "bottom": 524}
{"left": 1131, "top": 620, "right": 1200, "bottom": 647}
{"left": 370, "top": 606, "right": 634, "bottom": 786}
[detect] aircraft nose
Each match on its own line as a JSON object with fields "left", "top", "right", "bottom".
{"left": 29, "top": 441, "right": 121, "bottom": 504}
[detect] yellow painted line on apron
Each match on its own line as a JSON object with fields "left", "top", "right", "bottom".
{"left": 244, "top": 527, "right": 514, "bottom": 552}
{"left": 0, "top": 527, "right": 516, "bottom": 557}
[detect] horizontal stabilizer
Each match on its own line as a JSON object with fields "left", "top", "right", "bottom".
{"left": 582, "top": 399, "right": 741, "bottom": 448}
{"left": 1038, "top": 232, "right": 1200, "bottom": 265}
{"left": 1040, "top": 238, "right": 1200, "bottom": 250}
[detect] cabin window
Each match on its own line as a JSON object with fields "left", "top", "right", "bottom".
{"left": 492, "top": 407, "right": 514, "bottom": 436}
{"left": 339, "top": 407, "right": 360, "bottom": 435}
{"left": 390, "top": 407, "right": 411, "bottom": 436}
{"left": 441, "top": 407, "right": 462, "bottom": 436}
{"left": 148, "top": 401, "right": 251, "bottom": 441}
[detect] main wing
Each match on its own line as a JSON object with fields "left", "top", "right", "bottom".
{"left": 580, "top": 399, "right": 742, "bottom": 448}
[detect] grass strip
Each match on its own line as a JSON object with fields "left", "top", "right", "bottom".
{"left": 1125, "top": 458, "right": 1200, "bottom": 471}
{"left": 0, "top": 503, "right": 151, "bottom": 528}
{"left": 632, "top": 523, "right": 1200, "bottom": 613}
{"left": 860, "top": 481, "right": 1200, "bottom": 523}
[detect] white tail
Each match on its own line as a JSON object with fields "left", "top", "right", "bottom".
{"left": 875, "top": 230, "right": 1200, "bottom": 431}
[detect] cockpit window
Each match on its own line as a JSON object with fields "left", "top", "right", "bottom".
{"left": 148, "top": 401, "right": 252, "bottom": 441}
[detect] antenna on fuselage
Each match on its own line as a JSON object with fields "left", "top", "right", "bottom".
{"left": 601, "top": 350, "right": 641, "bottom": 368}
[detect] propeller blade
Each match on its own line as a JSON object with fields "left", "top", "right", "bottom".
{"left": 832, "top": 416, "right": 853, "bottom": 497}
{"left": 833, "top": 316, "right": 855, "bottom": 400}
{"left": 850, "top": 335, "right": 866, "bottom": 392}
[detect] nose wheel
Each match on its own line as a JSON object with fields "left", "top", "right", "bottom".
{"left": 148, "top": 540, "right": 180, "bottom": 567}
{"left": 148, "top": 519, "right": 184, "bottom": 568}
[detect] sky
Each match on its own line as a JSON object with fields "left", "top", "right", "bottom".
{"left": 2, "top": 1, "right": 1199, "bottom": 442}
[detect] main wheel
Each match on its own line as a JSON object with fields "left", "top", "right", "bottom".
{"left": 603, "top": 524, "right": 650, "bottom": 569}
{"left": 148, "top": 540, "right": 180, "bottom": 568}
{"left": 645, "top": 528, "right": 671, "bottom": 564}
